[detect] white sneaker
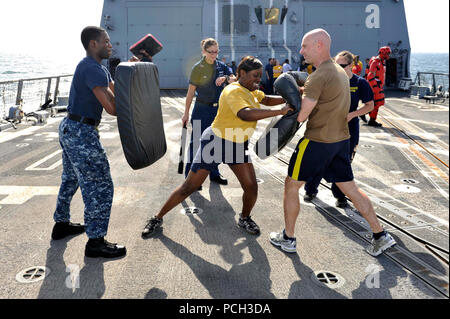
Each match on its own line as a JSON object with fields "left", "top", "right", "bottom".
{"left": 269, "top": 230, "right": 297, "bottom": 253}
{"left": 365, "top": 232, "right": 396, "bottom": 256}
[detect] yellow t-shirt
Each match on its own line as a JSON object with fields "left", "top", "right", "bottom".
{"left": 273, "top": 65, "right": 283, "bottom": 78}
{"left": 212, "top": 82, "right": 265, "bottom": 143}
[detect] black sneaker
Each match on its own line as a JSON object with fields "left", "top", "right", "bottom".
{"left": 238, "top": 215, "right": 260, "bottom": 235}
{"left": 335, "top": 198, "right": 349, "bottom": 208}
{"left": 51, "top": 222, "right": 85, "bottom": 240}
{"left": 85, "top": 238, "right": 126, "bottom": 258}
{"left": 359, "top": 114, "right": 368, "bottom": 123}
{"left": 142, "top": 216, "right": 163, "bottom": 238}
{"left": 368, "top": 119, "right": 382, "bottom": 127}
{"left": 303, "top": 192, "right": 317, "bottom": 202}
{"left": 210, "top": 174, "right": 228, "bottom": 185}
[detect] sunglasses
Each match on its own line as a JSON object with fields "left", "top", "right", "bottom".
{"left": 206, "top": 50, "right": 219, "bottom": 54}
{"left": 339, "top": 63, "right": 351, "bottom": 68}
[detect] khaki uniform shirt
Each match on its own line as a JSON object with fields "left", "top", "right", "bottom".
{"left": 303, "top": 59, "right": 350, "bottom": 143}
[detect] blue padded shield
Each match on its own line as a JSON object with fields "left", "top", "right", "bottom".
{"left": 115, "top": 62, "right": 167, "bottom": 170}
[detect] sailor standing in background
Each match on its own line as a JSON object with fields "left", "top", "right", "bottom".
{"left": 51, "top": 26, "right": 137, "bottom": 258}
{"left": 182, "top": 38, "right": 236, "bottom": 188}
{"left": 366, "top": 46, "right": 391, "bottom": 127}
{"left": 264, "top": 58, "right": 275, "bottom": 95}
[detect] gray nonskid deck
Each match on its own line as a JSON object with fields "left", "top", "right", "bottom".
{"left": 0, "top": 91, "right": 448, "bottom": 299}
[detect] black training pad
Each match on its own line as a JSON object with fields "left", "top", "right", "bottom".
{"left": 254, "top": 72, "right": 307, "bottom": 159}
{"left": 115, "top": 62, "right": 167, "bottom": 170}
{"left": 287, "top": 71, "right": 309, "bottom": 87}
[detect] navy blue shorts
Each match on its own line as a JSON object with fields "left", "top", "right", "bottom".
{"left": 190, "top": 126, "right": 251, "bottom": 173}
{"left": 288, "top": 137, "right": 354, "bottom": 183}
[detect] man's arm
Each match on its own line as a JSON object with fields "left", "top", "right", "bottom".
{"left": 347, "top": 100, "right": 374, "bottom": 122}
{"left": 182, "top": 84, "right": 196, "bottom": 126}
{"left": 297, "top": 96, "right": 317, "bottom": 123}
{"left": 93, "top": 86, "right": 116, "bottom": 116}
{"left": 109, "top": 81, "right": 115, "bottom": 95}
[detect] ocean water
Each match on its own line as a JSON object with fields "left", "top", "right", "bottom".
{"left": 409, "top": 53, "right": 449, "bottom": 86}
{"left": 0, "top": 52, "right": 77, "bottom": 82}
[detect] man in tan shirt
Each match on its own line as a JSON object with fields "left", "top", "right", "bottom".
{"left": 269, "top": 29, "right": 396, "bottom": 257}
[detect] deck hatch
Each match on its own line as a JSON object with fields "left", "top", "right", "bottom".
{"left": 16, "top": 266, "right": 50, "bottom": 284}
{"left": 181, "top": 206, "right": 204, "bottom": 216}
{"left": 312, "top": 271, "right": 345, "bottom": 289}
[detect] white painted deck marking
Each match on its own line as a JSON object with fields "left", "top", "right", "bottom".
{"left": 25, "top": 150, "right": 62, "bottom": 171}
{"left": 0, "top": 186, "right": 144, "bottom": 206}
{"left": 0, "top": 186, "right": 59, "bottom": 205}
{"left": 0, "top": 117, "right": 60, "bottom": 144}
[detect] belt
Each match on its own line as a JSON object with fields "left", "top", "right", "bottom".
{"left": 67, "top": 113, "right": 100, "bottom": 127}
{"left": 196, "top": 98, "right": 218, "bottom": 107}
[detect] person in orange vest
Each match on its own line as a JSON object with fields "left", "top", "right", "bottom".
{"left": 352, "top": 55, "right": 363, "bottom": 76}
{"left": 366, "top": 46, "right": 391, "bottom": 127}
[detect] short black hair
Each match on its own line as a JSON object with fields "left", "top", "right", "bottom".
{"left": 81, "top": 26, "right": 106, "bottom": 50}
{"left": 237, "top": 56, "right": 263, "bottom": 79}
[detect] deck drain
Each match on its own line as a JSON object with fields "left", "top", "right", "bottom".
{"left": 393, "top": 184, "right": 421, "bottom": 193}
{"left": 180, "top": 207, "right": 203, "bottom": 216}
{"left": 311, "top": 271, "right": 345, "bottom": 289}
{"left": 16, "top": 266, "right": 50, "bottom": 283}
{"left": 256, "top": 178, "right": 264, "bottom": 184}
{"left": 401, "top": 178, "right": 419, "bottom": 184}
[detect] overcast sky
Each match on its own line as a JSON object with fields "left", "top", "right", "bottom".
{"left": 0, "top": 0, "right": 448, "bottom": 62}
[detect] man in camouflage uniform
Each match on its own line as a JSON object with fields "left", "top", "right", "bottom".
{"left": 51, "top": 26, "right": 130, "bottom": 258}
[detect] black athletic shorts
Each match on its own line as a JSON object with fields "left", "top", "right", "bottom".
{"left": 288, "top": 137, "right": 354, "bottom": 183}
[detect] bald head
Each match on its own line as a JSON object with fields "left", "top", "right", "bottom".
{"left": 300, "top": 28, "right": 332, "bottom": 67}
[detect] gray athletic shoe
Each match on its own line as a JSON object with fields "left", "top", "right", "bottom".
{"left": 365, "top": 232, "right": 396, "bottom": 256}
{"left": 142, "top": 216, "right": 163, "bottom": 238}
{"left": 238, "top": 215, "right": 260, "bottom": 235}
{"left": 269, "top": 230, "right": 297, "bottom": 253}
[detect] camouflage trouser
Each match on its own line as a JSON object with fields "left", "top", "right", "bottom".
{"left": 54, "top": 118, "right": 113, "bottom": 239}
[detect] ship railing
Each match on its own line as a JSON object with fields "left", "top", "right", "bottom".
{"left": 0, "top": 74, "right": 73, "bottom": 120}
{"left": 413, "top": 72, "right": 449, "bottom": 95}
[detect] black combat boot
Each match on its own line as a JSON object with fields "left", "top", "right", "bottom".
{"left": 335, "top": 198, "right": 349, "bottom": 208}
{"left": 51, "top": 222, "right": 85, "bottom": 240}
{"left": 368, "top": 118, "right": 382, "bottom": 127}
{"left": 303, "top": 192, "right": 318, "bottom": 202}
{"left": 85, "top": 237, "right": 126, "bottom": 258}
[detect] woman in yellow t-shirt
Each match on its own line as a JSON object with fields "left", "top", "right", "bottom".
{"left": 142, "top": 56, "right": 292, "bottom": 237}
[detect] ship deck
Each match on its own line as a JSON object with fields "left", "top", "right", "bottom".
{"left": 0, "top": 91, "right": 448, "bottom": 299}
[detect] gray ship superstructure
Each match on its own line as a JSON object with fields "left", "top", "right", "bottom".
{"left": 100, "top": 0, "right": 411, "bottom": 89}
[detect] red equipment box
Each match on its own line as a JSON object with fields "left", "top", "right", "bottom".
{"left": 129, "top": 34, "right": 163, "bottom": 57}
